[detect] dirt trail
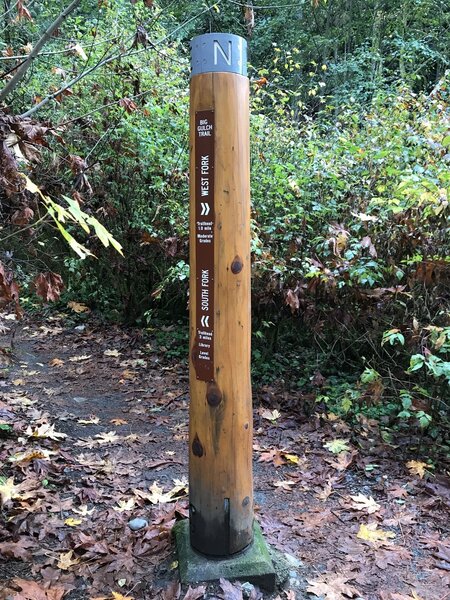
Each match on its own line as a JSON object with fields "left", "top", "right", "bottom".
{"left": 0, "top": 315, "right": 449, "bottom": 600}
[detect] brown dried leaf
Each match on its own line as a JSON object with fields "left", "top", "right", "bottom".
{"left": 307, "top": 574, "right": 360, "bottom": 600}
{"left": 119, "top": 97, "right": 138, "bottom": 113}
{"left": 11, "top": 206, "right": 34, "bottom": 226}
{"left": 33, "top": 272, "right": 64, "bottom": 302}
{"left": 285, "top": 288, "right": 299, "bottom": 314}
{"left": 0, "top": 538, "right": 34, "bottom": 560}
{"left": 17, "top": 0, "right": 33, "bottom": 21}
{"left": 12, "top": 578, "right": 65, "bottom": 600}
{"left": 182, "top": 586, "right": 206, "bottom": 600}
{"left": 219, "top": 578, "right": 243, "bottom": 600}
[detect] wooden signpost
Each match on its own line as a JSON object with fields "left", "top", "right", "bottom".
{"left": 188, "top": 33, "right": 253, "bottom": 557}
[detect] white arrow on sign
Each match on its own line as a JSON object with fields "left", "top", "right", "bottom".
{"left": 201, "top": 202, "right": 210, "bottom": 216}
{"left": 201, "top": 315, "right": 210, "bottom": 328}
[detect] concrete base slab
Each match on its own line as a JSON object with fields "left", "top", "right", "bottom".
{"left": 174, "top": 520, "right": 276, "bottom": 591}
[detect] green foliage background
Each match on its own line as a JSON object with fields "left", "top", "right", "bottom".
{"left": 1, "top": 0, "right": 449, "bottom": 438}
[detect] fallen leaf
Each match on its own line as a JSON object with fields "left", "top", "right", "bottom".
{"left": 307, "top": 574, "right": 360, "bottom": 600}
{"left": 72, "top": 504, "right": 94, "bottom": 516}
{"left": 57, "top": 550, "right": 80, "bottom": 570}
{"left": 69, "top": 354, "right": 92, "bottom": 362}
{"left": 64, "top": 517, "right": 83, "bottom": 527}
{"left": 120, "top": 369, "right": 137, "bottom": 381}
{"left": 50, "top": 358, "right": 64, "bottom": 367}
{"left": 219, "top": 578, "right": 242, "bottom": 600}
{"left": 324, "top": 439, "right": 351, "bottom": 454}
{"left": 316, "top": 482, "right": 334, "bottom": 501}
{"left": 113, "top": 498, "right": 135, "bottom": 512}
{"left": 111, "top": 418, "right": 128, "bottom": 425}
{"left": 0, "top": 538, "right": 34, "bottom": 560}
{"left": 104, "top": 348, "right": 121, "bottom": 357}
{"left": 357, "top": 522, "right": 396, "bottom": 544}
{"left": 67, "top": 301, "right": 90, "bottom": 313}
{"left": 77, "top": 415, "right": 100, "bottom": 425}
{"left": 258, "top": 448, "right": 286, "bottom": 467}
{"left": 284, "top": 453, "right": 301, "bottom": 464}
{"left": 273, "top": 480, "right": 296, "bottom": 492}
{"left": 261, "top": 408, "right": 281, "bottom": 421}
{"left": 328, "top": 451, "right": 356, "bottom": 471}
{"left": 9, "top": 449, "right": 56, "bottom": 463}
{"left": 25, "top": 423, "right": 67, "bottom": 440}
{"left": 133, "top": 478, "right": 187, "bottom": 504}
{"left": 406, "top": 460, "right": 430, "bottom": 479}
{"left": 182, "top": 586, "right": 206, "bottom": 600}
{"left": 95, "top": 431, "right": 120, "bottom": 444}
{"left": 12, "top": 578, "right": 65, "bottom": 600}
{"left": 349, "top": 493, "right": 381, "bottom": 514}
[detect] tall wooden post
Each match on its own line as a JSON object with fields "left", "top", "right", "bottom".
{"left": 189, "top": 33, "right": 253, "bottom": 557}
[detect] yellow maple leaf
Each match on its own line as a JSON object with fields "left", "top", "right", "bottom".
{"left": 406, "top": 460, "right": 430, "bottom": 479}
{"left": 284, "top": 453, "right": 300, "bottom": 464}
{"left": 68, "top": 301, "right": 90, "bottom": 313}
{"left": 57, "top": 550, "right": 80, "bottom": 570}
{"left": 111, "top": 592, "right": 134, "bottom": 600}
{"left": 65, "top": 517, "right": 83, "bottom": 527}
{"left": 357, "top": 523, "right": 395, "bottom": 543}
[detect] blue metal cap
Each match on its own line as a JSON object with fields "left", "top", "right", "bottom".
{"left": 190, "top": 33, "right": 247, "bottom": 77}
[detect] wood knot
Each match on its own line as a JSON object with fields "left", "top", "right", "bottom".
{"left": 192, "top": 434, "right": 204, "bottom": 457}
{"left": 206, "top": 382, "right": 223, "bottom": 407}
{"left": 231, "top": 256, "right": 243, "bottom": 274}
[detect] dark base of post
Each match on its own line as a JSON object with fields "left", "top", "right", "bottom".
{"left": 174, "top": 520, "right": 276, "bottom": 591}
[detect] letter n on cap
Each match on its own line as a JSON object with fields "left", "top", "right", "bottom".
{"left": 214, "top": 39, "right": 232, "bottom": 66}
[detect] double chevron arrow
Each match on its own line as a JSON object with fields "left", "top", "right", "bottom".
{"left": 200, "top": 315, "right": 210, "bottom": 328}
{"left": 200, "top": 202, "right": 210, "bottom": 216}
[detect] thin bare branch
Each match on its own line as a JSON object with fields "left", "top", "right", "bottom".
{"left": 0, "top": 0, "right": 81, "bottom": 103}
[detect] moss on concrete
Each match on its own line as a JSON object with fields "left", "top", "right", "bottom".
{"left": 174, "top": 519, "right": 277, "bottom": 591}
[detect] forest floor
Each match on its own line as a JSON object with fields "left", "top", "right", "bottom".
{"left": 0, "top": 312, "right": 449, "bottom": 600}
